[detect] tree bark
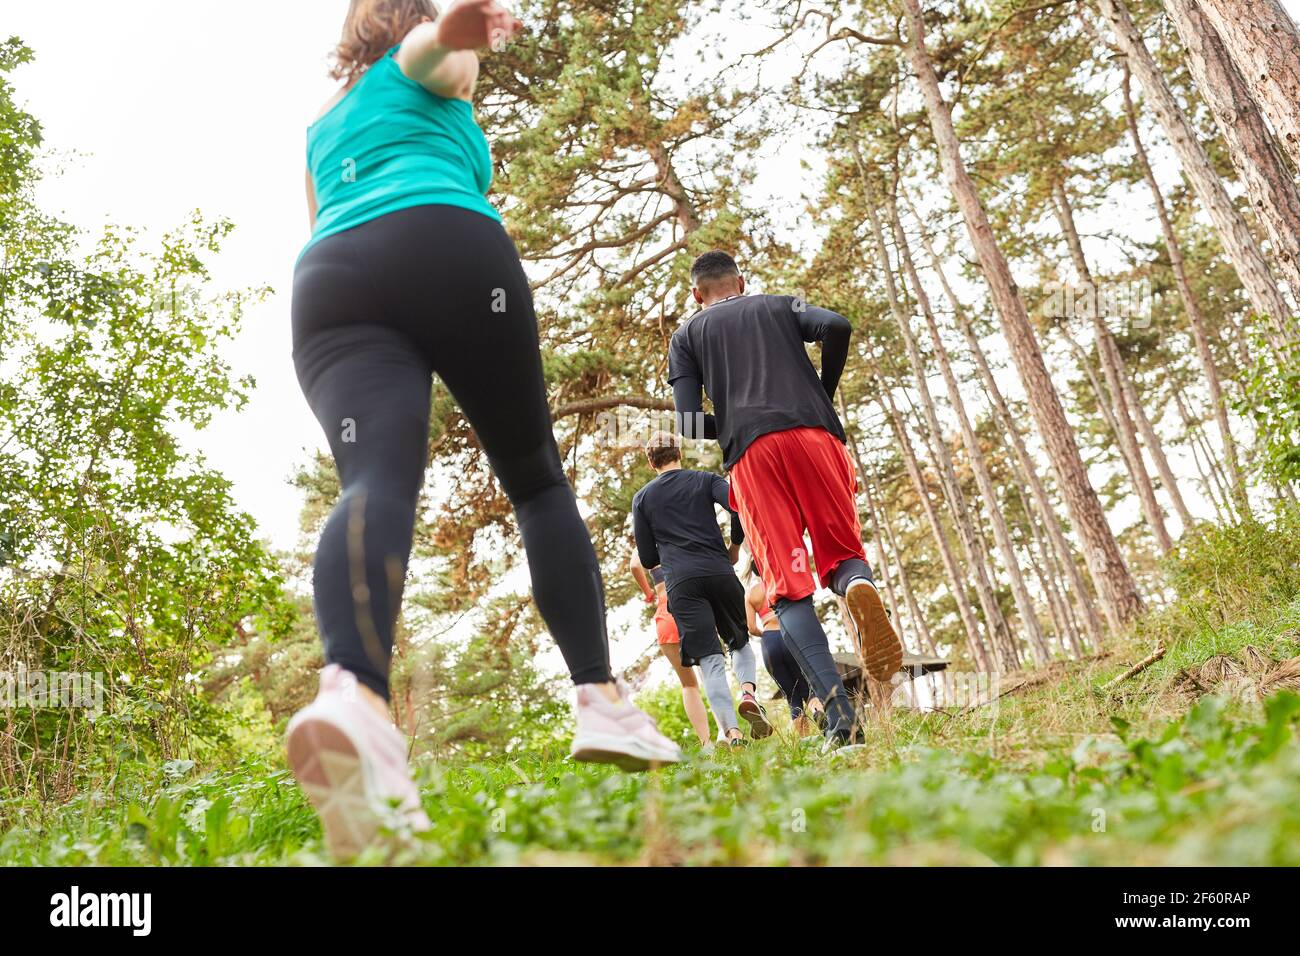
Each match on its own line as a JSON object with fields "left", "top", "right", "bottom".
{"left": 899, "top": 188, "right": 1108, "bottom": 651}
{"left": 890, "top": 198, "right": 1052, "bottom": 665}
{"left": 1096, "top": 0, "right": 1292, "bottom": 346}
{"left": 550, "top": 395, "right": 673, "bottom": 420}
{"left": 864, "top": 198, "right": 1021, "bottom": 670}
{"left": 1120, "top": 65, "right": 1249, "bottom": 510}
{"left": 1054, "top": 179, "right": 1194, "bottom": 531}
{"left": 647, "top": 141, "right": 701, "bottom": 235}
{"left": 1173, "top": 384, "right": 1236, "bottom": 522}
{"left": 869, "top": 469, "right": 938, "bottom": 655}
{"left": 1196, "top": 0, "right": 1300, "bottom": 177}
{"left": 872, "top": 364, "right": 992, "bottom": 672}
{"left": 839, "top": 394, "right": 910, "bottom": 650}
{"left": 1051, "top": 182, "right": 1176, "bottom": 554}
{"left": 1020, "top": 484, "right": 1087, "bottom": 657}
{"left": 903, "top": 0, "right": 1144, "bottom": 632}
{"left": 1116, "top": 361, "right": 1197, "bottom": 530}
{"left": 1166, "top": 0, "right": 1300, "bottom": 301}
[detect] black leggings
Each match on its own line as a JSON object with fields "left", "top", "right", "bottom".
{"left": 759, "top": 628, "right": 810, "bottom": 718}
{"left": 291, "top": 204, "right": 613, "bottom": 699}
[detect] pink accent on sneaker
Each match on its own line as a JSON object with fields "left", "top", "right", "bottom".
{"left": 286, "top": 664, "right": 430, "bottom": 859}
{"left": 570, "top": 680, "right": 683, "bottom": 771}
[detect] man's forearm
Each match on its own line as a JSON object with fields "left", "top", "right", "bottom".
{"left": 672, "top": 376, "right": 717, "bottom": 440}
{"left": 820, "top": 325, "right": 850, "bottom": 399}
{"left": 632, "top": 510, "right": 661, "bottom": 572}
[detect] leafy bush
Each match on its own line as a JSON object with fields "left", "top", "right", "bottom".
{"left": 1236, "top": 336, "right": 1300, "bottom": 486}
{"left": 1145, "top": 503, "right": 1300, "bottom": 644}
{"left": 0, "top": 46, "right": 293, "bottom": 807}
{"left": 634, "top": 680, "right": 718, "bottom": 748}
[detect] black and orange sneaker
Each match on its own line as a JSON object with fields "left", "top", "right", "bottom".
{"left": 844, "top": 579, "right": 904, "bottom": 682}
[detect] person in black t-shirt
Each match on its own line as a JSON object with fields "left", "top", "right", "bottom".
{"left": 631, "top": 431, "right": 772, "bottom": 745}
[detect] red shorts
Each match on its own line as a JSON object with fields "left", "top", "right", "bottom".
{"left": 729, "top": 426, "right": 866, "bottom": 605}
{"left": 653, "top": 591, "right": 680, "bottom": 645}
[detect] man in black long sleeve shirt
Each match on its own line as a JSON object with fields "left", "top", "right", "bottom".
{"left": 631, "top": 431, "right": 771, "bottom": 744}
{"left": 668, "top": 250, "right": 903, "bottom": 748}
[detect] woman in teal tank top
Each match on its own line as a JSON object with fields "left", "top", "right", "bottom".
{"left": 287, "top": 0, "right": 681, "bottom": 860}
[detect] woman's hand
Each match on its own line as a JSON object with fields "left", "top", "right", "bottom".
{"left": 435, "top": 0, "right": 523, "bottom": 51}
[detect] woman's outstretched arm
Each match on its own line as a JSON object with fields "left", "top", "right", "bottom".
{"left": 397, "top": 2, "right": 522, "bottom": 100}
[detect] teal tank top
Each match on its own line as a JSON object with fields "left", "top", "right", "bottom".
{"left": 302, "top": 46, "right": 501, "bottom": 259}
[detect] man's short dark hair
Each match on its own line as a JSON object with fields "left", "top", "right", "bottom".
{"left": 645, "top": 430, "right": 682, "bottom": 469}
{"left": 690, "top": 250, "right": 740, "bottom": 287}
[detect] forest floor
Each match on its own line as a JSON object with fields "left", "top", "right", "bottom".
{"left": 4, "top": 594, "right": 1300, "bottom": 866}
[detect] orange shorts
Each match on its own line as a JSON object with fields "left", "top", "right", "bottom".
{"left": 653, "top": 591, "right": 680, "bottom": 645}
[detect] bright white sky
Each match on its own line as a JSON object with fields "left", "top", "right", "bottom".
{"left": 6, "top": 0, "right": 824, "bottom": 553}
{"left": 4, "top": 0, "right": 822, "bottom": 681}
{"left": 7, "top": 1, "right": 1296, "bottom": 679}
{"left": 9, "top": 1, "right": 351, "bottom": 548}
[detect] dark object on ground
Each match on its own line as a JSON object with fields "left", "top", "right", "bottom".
{"left": 833, "top": 651, "right": 948, "bottom": 697}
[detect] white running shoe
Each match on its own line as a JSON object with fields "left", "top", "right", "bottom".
{"left": 570, "top": 680, "right": 683, "bottom": 771}
{"left": 286, "top": 664, "right": 430, "bottom": 860}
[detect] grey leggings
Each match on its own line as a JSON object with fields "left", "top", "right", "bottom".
{"left": 698, "top": 644, "right": 758, "bottom": 732}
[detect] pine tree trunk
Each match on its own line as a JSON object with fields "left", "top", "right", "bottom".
{"left": 903, "top": 0, "right": 1143, "bottom": 632}
{"left": 1196, "top": 0, "right": 1300, "bottom": 177}
{"left": 646, "top": 141, "right": 700, "bottom": 235}
{"left": 839, "top": 395, "right": 909, "bottom": 649}
{"left": 890, "top": 199, "right": 1052, "bottom": 665}
{"left": 869, "top": 470, "right": 938, "bottom": 655}
{"left": 1173, "top": 385, "right": 1236, "bottom": 522}
{"left": 858, "top": 471, "right": 909, "bottom": 649}
{"left": 1096, "top": 0, "right": 1292, "bottom": 346}
{"left": 1166, "top": 0, "right": 1300, "bottom": 301}
{"left": 1051, "top": 182, "right": 1176, "bottom": 554}
{"left": 872, "top": 364, "right": 992, "bottom": 672}
{"left": 864, "top": 198, "right": 1021, "bottom": 670}
{"left": 1115, "top": 361, "right": 1197, "bottom": 530}
{"left": 1120, "top": 66, "right": 1249, "bottom": 510}
{"left": 1020, "top": 486, "right": 1087, "bottom": 657}
{"left": 899, "top": 188, "right": 1108, "bottom": 651}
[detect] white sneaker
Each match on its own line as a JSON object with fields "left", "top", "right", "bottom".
{"left": 570, "top": 680, "right": 683, "bottom": 770}
{"left": 286, "top": 665, "right": 430, "bottom": 859}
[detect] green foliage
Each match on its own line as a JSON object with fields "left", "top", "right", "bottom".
{"left": 5, "top": 662, "right": 1300, "bottom": 866}
{"left": 0, "top": 44, "right": 293, "bottom": 804}
{"left": 1143, "top": 503, "right": 1300, "bottom": 645}
{"left": 1235, "top": 336, "right": 1300, "bottom": 486}
{"left": 0, "top": 36, "right": 41, "bottom": 221}
{"left": 633, "top": 680, "right": 717, "bottom": 748}
{"left": 398, "top": 623, "right": 573, "bottom": 761}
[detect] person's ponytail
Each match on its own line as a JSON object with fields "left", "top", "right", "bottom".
{"left": 330, "top": 0, "right": 439, "bottom": 84}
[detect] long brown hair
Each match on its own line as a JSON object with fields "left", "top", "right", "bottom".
{"left": 330, "top": 0, "right": 438, "bottom": 84}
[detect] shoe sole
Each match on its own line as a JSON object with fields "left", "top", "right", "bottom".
{"left": 571, "top": 732, "right": 682, "bottom": 772}
{"left": 737, "top": 698, "right": 773, "bottom": 739}
{"left": 823, "top": 742, "right": 870, "bottom": 761}
{"left": 286, "top": 714, "right": 378, "bottom": 861}
{"left": 845, "top": 581, "right": 904, "bottom": 682}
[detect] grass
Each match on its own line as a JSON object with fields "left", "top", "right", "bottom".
{"left": 3, "top": 596, "right": 1299, "bottom": 867}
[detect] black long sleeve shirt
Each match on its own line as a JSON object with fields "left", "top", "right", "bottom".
{"left": 631, "top": 468, "right": 743, "bottom": 590}
{"left": 668, "top": 293, "right": 849, "bottom": 468}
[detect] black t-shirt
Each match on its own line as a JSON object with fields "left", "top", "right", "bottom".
{"left": 632, "top": 468, "right": 743, "bottom": 590}
{"left": 668, "top": 293, "right": 848, "bottom": 469}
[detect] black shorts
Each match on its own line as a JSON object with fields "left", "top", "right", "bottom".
{"left": 667, "top": 573, "right": 749, "bottom": 667}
